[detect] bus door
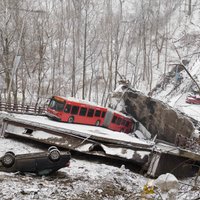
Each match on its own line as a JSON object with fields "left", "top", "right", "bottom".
{"left": 62, "top": 103, "right": 71, "bottom": 122}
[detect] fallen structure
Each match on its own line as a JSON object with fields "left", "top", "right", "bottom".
{"left": 0, "top": 113, "right": 200, "bottom": 178}
{"left": 0, "top": 115, "right": 153, "bottom": 165}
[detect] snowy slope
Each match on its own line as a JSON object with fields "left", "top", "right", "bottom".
{"left": 152, "top": 54, "right": 200, "bottom": 123}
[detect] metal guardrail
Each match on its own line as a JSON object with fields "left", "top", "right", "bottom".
{"left": 0, "top": 101, "right": 46, "bottom": 115}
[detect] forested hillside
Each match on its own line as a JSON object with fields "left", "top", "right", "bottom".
{"left": 0, "top": 0, "right": 199, "bottom": 106}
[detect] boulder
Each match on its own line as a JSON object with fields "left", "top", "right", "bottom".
{"left": 124, "top": 90, "right": 194, "bottom": 144}
{"left": 154, "top": 173, "right": 179, "bottom": 192}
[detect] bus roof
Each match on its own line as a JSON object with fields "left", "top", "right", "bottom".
{"left": 53, "top": 96, "right": 106, "bottom": 110}
{"left": 52, "top": 96, "right": 133, "bottom": 120}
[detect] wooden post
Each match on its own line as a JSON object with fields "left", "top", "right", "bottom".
{"left": 26, "top": 105, "right": 29, "bottom": 112}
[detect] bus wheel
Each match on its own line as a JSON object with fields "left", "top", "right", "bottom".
{"left": 95, "top": 120, "right": 100, "bottom": 126}
{"left": 68, "top": 116, "right": 74, "bottom": 123}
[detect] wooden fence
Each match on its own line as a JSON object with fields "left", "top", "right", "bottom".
{"left": 0, "top": 101, "right": 46, "bottom": 115}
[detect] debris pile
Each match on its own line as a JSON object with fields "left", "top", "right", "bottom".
{"left": 175, "top": 134, "right": 200, "bottom": 153}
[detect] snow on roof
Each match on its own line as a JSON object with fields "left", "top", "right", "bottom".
{"left": 66, "top": 96, "right": 103, "bottom": 108}
{"left": 53, "top": 96, "right": 133, "bottom": 119}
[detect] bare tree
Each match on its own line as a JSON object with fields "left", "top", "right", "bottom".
{"left": 173, "top": 42, "right": 200, "bottom": 94}
{"left": 82, "top": 1, "right": 88, "bottom": 99}
{"left": 188, "top": 0, "right": 192, "bottom": 15}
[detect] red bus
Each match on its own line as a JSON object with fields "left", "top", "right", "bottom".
{"left": 46, "top": 96, "right": 134, "bottom": 133}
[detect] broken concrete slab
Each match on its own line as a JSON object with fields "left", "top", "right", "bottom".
{"left": 0, "top": 115, "right": 153, "bottom": 165}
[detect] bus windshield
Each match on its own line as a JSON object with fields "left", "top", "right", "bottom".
{"left": 49, "top": 99, "right": 65, "bottom": 111}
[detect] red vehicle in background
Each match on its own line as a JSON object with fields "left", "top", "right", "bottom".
{"left": 186, "top": 94, "right": 200, "bottom": 104}
{"left": 46, "top": 96, "right": 134, "bottom": 133}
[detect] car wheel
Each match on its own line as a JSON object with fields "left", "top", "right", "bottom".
{"left": 95, "top": 120, "right": 100, "bottom": 126}
{"left": 5, "top": 151, "right": 15, "bottom": 156}
{"left": 48, "top": 146, "right": 58, "bottom": 152}
{"left": 2, "top": 152, "right": 15, "bottom": 167}
{"left": 48, "top": 149, "right": 60, "bottom": 162}
{"left": 68, "top": 116, "right": 74, "bottom": 123}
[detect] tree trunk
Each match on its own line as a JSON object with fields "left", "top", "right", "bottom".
{"left": 82, "top": 8, "right": 88, "bottom": 100}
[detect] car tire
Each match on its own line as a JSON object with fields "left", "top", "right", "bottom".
{"left": 48, "top": 146, "right": 58, "bottom": 152}
{"left": 2, "top": 152, "right": 15, "bottom": 168}
{"left": 5, "top": 151, "right": 15, "bottom": 156}
{"left": 48, "top": 149, "right": 60, "bottom": 162}
{"left": 68, "top": 116, "right": 74, "bottom": 123}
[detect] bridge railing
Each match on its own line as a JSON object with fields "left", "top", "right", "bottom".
{"left": 0, "top": 101, "right": 46, "bottom": 115}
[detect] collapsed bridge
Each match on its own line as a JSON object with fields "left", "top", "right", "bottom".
{"left": 0, "top": 113, "right": 200, "bottom": 178}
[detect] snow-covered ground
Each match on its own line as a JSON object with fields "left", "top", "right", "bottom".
{"left": 0, "top": 136, "right": 149, "bottom": 200}
{"left": 0, "top": 137, "right": 199, "bottom": 200}
{"left": 152, "top": 53, "right": 200, "bottom": 124}
{"left": 173, "top": 93, "right": 200, "bottom": 122}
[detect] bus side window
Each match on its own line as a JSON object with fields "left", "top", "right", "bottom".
{"left": 87, "top": 109, "right": 94, "bottom": 117}
{"left": 122, "top": 119, "right": 126, "bottom": 126}
{"left": 116, "top": 118, "right": 122, "bottom": 125}
{"left": 101, "top": 111, "right": 106, "bottom": 118}
{"left": 111, "top": 116, "right": 117, "bottom": 123}
{"left": 64, "top": 104, "right": 71, "bottom": 113}
{"left": 80, "top": 107, "right": 87, "bottom": 116}
{"left": 125, "top": 121, "right": 130, "bottom": 127}
{"left": 95, "top": 110, "right": 101, "bottom": 117}
{"left": 71, "top": 106, "right": 79, "bottom": 115}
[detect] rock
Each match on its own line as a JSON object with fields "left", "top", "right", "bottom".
{"left": 168, "top": 189, "right": 178, "bottom": 200}
{"left": 154, "top": 173, "right": 179, "bottom": 192}
{"left": 124, "top": 90, "right": 194, "bottom": 144}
